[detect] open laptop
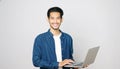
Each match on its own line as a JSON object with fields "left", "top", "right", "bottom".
{"left": 64, "top": 46, "right": 100, "bottom": 68}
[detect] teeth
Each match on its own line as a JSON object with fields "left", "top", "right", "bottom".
{"left": 53, "top": 24, "right": 58, "bottom": 26}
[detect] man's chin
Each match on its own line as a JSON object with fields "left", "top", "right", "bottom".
{"left": 50, "top": 26, "right": 60, "bottom": 30}
{"left": 52, "top": 27, "right": 59, "bottom": 30}
{"left": 53, "top": 28, "right": 59, "bottom": 30}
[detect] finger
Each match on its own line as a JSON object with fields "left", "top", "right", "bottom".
{"left": 67, "top": 62, "right": 72, "bottom": 65}
{"left": 68, "top": 59, "right": 74, "bottom": 62}
{"left": 82, "top": 65, "right": 88, "bottom": 68}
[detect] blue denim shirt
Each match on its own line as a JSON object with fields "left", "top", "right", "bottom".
{"left": 32, "top": 29, "right": 73, "bottom": 69}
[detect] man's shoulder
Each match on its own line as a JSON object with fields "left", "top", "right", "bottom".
{"left": 62, "top": 32, "right": 72, "bottom": 39}
{"left": 36, "top": 32, "right": 48, "bottom": 38}
{"left": 35, "top": 31, "right": 49, "bottom": 41}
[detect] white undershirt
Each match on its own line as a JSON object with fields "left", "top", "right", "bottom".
{"left": 53, "top": 33, "right": 62, "bottom": 62}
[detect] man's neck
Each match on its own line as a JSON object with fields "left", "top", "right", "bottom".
{"left": 50, "top": 28, "right": 61, "bottom": 36}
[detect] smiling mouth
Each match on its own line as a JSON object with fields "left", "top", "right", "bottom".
{"left": 53, "top": 23, "right": 59, "bottom": 27}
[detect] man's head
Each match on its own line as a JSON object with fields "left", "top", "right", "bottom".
{"left": 47, "top": 7, "right": 64, "bottom": 18}
{"left": 47, "top": 7, "right": 64, "bottom": 30}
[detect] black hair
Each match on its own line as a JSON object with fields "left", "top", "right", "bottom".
{"left": 47, "top": 7, "right": 64, "bottom": 18}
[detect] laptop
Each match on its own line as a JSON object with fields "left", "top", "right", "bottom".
{"left": 64, "top": 46, "right": 100, "bottom": 68}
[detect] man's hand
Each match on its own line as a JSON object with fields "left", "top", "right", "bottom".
{"left": 59, "top": 59, "right": 74, "bottom": 67}
{"left": 82, "top": 65, "right": 89, "bottom": 68}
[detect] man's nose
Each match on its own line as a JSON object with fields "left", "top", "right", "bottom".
{"left": 54, "top": 19, "right": 57, "bottom": 23}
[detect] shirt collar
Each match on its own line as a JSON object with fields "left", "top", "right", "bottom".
{"left": 47, "top": 29, "right": 65, "bottom": 39}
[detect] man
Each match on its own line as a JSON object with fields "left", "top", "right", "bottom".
{"left": 32, "top": 7, "right": 75, "bottom": 69}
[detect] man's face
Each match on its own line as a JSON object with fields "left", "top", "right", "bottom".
{"left": 48, "top": 12, "right": 62, "bottom": 30}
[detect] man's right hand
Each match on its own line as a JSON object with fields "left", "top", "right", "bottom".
{"left": 59, "top": 59, "right": 74, "bottom": 67}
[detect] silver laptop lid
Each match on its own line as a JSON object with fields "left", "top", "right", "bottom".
{"left": 82, "top": 46, "right": 100, "bottom": 66}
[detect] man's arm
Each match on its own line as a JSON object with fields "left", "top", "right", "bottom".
{"left": 32, "top": 37, "right": 59, "bottom": 68}
{"left": 69, "top": 35, "right": 74, "bottom": 60}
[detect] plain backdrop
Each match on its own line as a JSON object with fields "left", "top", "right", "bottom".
{"left": 0, "top": 0, "right": 120, "bottom": 69}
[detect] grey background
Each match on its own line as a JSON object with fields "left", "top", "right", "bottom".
{"left": 0, "top": 0, "right": 120, "bottom": 69}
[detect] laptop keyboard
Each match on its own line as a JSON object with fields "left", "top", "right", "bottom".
{"left": 72, "top": 62, "right": 83, "bottom": 66}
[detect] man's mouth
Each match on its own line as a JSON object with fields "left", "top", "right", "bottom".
{"left": 53, "top": 23, "right": 59, "bottom": 27}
